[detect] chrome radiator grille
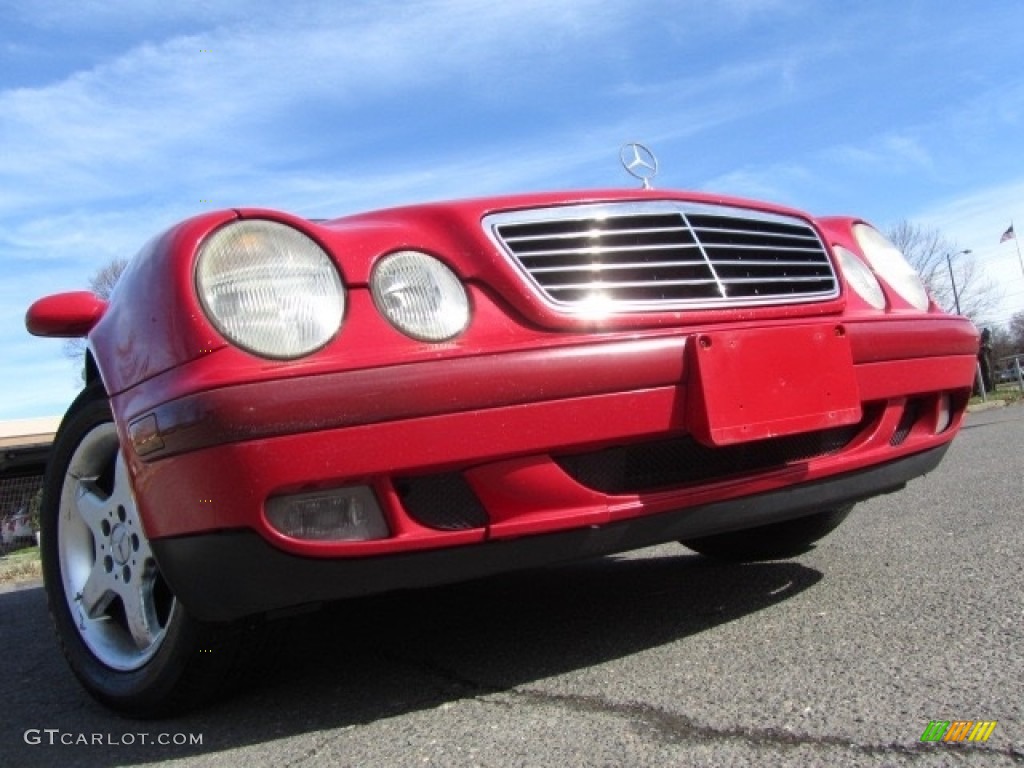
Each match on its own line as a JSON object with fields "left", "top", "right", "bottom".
{"left": 484, "top": 202, "right": 838, "bottom": 311}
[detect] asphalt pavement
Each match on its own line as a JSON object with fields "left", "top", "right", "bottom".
{"left": 1, "top": 404, "right": 1022, "bottom": 767}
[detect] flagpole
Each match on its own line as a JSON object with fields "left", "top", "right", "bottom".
{"left": 1015, "top": 221, "right": 1024, "bottom": 277}
{"left": 1002, "top": 221, "right": 1024, "bottom": 277}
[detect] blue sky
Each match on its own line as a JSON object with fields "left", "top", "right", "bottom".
{"left": 3, "top": 0, "right": 1023, "bottom": 420}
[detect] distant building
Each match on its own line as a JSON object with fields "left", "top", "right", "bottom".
{"left": 0, "top": 417, "right": 58, "bottom": 527}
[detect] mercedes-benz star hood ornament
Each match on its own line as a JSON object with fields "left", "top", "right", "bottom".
{"left": 620, "top": 142, "right": 658, "bottom": 190}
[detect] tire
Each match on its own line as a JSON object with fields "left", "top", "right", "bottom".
{"left": 41, "top": 383, "right": 278, "bottom": 717}
{"left": 680, "top": 505, "right": 854, "bottom": 562}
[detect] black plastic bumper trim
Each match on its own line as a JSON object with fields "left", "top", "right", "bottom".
{"left": 152, "top": 444, "right": 948, "bottom": 622}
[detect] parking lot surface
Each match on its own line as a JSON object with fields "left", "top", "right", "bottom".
{"left": 1, "top": 404, "right": 1022, "bottom": 767}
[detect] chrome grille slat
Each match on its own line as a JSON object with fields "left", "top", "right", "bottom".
{"left": 530, "top": 259, "right": 712, "bottom": 274}
{"left": 547, "top": 278, "right": 722, "bottom": 291}
{"left": 484, "top": 201, "right": 838, "bottom": 312}
{"left": 503, "top": 224, "right": 690, "bottom": 243}
{"left": 704, "top": 243, "right": 824, "bottom": 253}
{"left": 707, "top": 259, "right": 830, "bottom": 266}
{"left": 691, "top": 226, "right": 820, "bottom": 239}
{"left": 516, "top": 242, "right": 699, "bottom": 258}
{"left": 716, "top": 278, "right": 835, "bottom": 286}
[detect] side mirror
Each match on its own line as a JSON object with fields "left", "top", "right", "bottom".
{"left": 25, "top": 291, "right": 108, "bottom": 338}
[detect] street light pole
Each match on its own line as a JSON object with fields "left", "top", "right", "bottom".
{"left": 945, "top": 248, "right": 987, "bottom": 399}
{"left": 944, "top": 248, "right": 971, "bottom": 315}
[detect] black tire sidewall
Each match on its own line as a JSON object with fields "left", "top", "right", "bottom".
{"left": 681, "top": 505, "right": 854, "bottom": 562}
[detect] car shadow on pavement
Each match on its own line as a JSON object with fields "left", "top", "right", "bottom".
{"left": 0, "top": 548, "right": 822, "bottom": 767}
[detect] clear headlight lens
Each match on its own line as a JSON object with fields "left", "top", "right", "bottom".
{"left": 852, "top": 224, "right": 929, "bottom": 310}
{"left": 371, "top": 251, "right": 469, "bottom": 341}
{"left": 196, "top": 220, "right": 344, "bottom": 358}
{"left": 834, "top": 246, "right": 886, "bottom": 309}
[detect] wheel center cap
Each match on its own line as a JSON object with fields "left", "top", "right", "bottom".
{"left": 110, "top": 524, "right": 132, "bottom": 566}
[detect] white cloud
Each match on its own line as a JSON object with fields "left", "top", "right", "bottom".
{"left": 0, "top": 0, "right": 634, "bottom": 214}
{"left": 0, "top": 347, "right": 81, "bottom": 419}
{"left": 700, "top": 164, "right": 816, "bottom": 207}
{"left": 826, "top": 134, "right": 936, "bottom": 177}
{"left": 910, "top": 179, "right": 1024, "bottom": 328}
{"left": 6, "top": 0, "right": 252, "bottom": 29}
{"left": 5, "top": 0, "right": 1024, "bottom": 421}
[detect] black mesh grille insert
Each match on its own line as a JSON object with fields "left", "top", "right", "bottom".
{"left": 395, "top": 473, "right": 488, "bottom": 530}
{"left": 554, "top": 422, "right": 867, "bottom": 494}
{"left": 890, "top": 399, "right": 921, "bottom": 446}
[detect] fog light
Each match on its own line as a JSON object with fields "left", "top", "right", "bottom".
{"left": 266, "top": 486, "right": 388, "bottom": 541}
{"left": 935, "top": 393, "right": 952, "bottom": 434}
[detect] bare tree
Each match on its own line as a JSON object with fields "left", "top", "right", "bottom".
{"left": 990, "top": 325, "right": 1017, "bottom": 367}
{"left": 886, "top": 220, "right": 1000, "bottom": 321}
{"left": 63, "top": 257, "right": 129, "bottom": 376}
{"left": 1010, "top": 310, "right": 1024, "bottom": 351}
{"left": 87, "top": 257, "right": 129, "bottom": 300}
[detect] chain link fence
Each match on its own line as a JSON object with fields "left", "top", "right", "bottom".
{"left": 1, "top": 422, "right": 52, "bottom": 553}
{"left": 1, "top": 473, "right": 45, "bottom": 552}
{"left": 1, "top": 474, "right": 44, "bottom": 514}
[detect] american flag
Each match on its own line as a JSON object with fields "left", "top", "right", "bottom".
{"left": 1000, "top": 224, "right": 1015, "bottom": 243}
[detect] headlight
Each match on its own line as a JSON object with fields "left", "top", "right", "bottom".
{"left": 371, "top": 251, "right": 469, "bottom": 341}
{"left": 196, "top": 220, "right": 345, "bottom": 359}
{"left": 834, "top": 246, "right": 886, "bottom": 309}
{"left": 852, "top": 224, "right": 929, "bottom": 310}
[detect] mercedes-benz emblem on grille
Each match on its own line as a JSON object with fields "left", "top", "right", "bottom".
{"left": 620, "top": 142, "right": 658, "bottom": 189}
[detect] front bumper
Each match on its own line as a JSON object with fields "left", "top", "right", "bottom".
{"left": 153, "top": 444, "right": 948, "bottom": 622}
{"left": 120, "top": 316, "right": 976, "bottom": 618}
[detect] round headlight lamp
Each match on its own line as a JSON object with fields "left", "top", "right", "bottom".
{"left": 371, "top": 251, "right": 469, "bottom": 341}
{"left": 834, "top": 245, "right": 886, "bottom": 309}
{"left": 196, "top": 220, "right": 345, "bottom": 359}
{"left": 852, "top": 224, "right": 929, "bottom": 310}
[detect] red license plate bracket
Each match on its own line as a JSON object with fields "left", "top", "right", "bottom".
{"left": 688, "top": 324, "right": 862, "bottom": 446}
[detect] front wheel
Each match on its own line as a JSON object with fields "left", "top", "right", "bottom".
{"left": 41, "top": 384, "right": 275, "bottom": 717}
{"left": 680, "top": 505, "right": 854, "bottom": 562}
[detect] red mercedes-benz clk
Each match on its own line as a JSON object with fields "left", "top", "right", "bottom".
{"left": 26, "top": 148, "right": 978, "bottom": 715}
